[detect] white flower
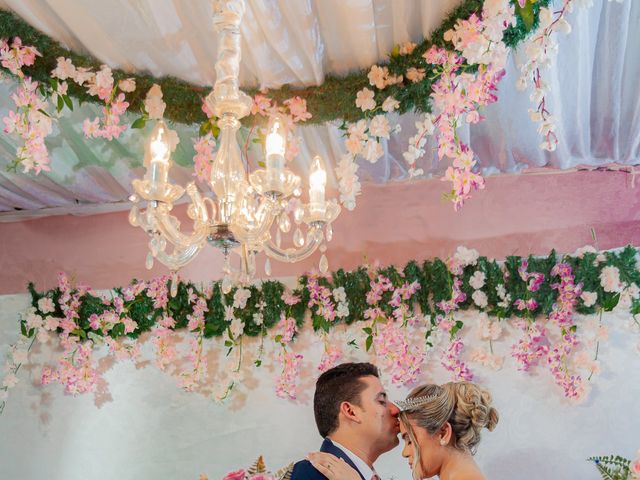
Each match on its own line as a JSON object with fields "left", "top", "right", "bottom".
{"left": 25, "top": 311, "right": 43, "bottom": 330}
{"left": 355, "top": 88, "right": 376, "bottom": 111}
{"left": 516, "top": 76, "right": 528, "bottom": 91}
{"left": 36, "top": 330, "right": 50, "bottom": 344}
{"left": 230, "top": 317, "right": 244, "bottom": 338}
{"left": 37, "top": 297, "right": 55, "bottom": 314}
{"left": 555, "top": 18, "right": 572, "bottom": 35}
{"left": 478, "top": 313, "right": 502, "bottom": 341}
{"left": 332, "top": 287, "right": 346, "bottom": 304}
{"left": 11, "top": 350, "right": 28, "bottom": 364}
{"left": 2, "top": 373, "right": 18, "bottom": 389}
{"left": 362, "top": 138, "right": 384, "bottom": 163}
{"left": 252, "top": 312, "right": 263, "bottom": 326}
{"left": 472, "top": 290, "right": 488, "bottom": 309}
{"left": 574, "top": 245, "right": 597, "bottom": 258}
{"left": 368, "top": 115, "right": 391, "bottom": 139}
{"left": 144, "top": 84, "right": 166, "bottom": 119}
{"left": 118, "top": 78, "right": 136, "bottom": 93}
{"left": 335, "top": 154, "right": 361, "bottom": 211}
{"left": 453, "top": 246, "right": 480, "bottom": 268}
{"left": 626, "top": 283, "right": 640, "bottom": 299}
{"left": 232, "top": 287, "right": 251, "bottom": 309}
{"left": 336, "top": 303, "right": 350, "bottom": 318}
{"left": 469, "top": 271, "right": 486, "bottom": 290}
{"left": 348, "top": 120, "right": 368, "bottom": 140}
{"left": 382, "top": 96, "right": 400, "bottom": 112}
{"left": 224, "top": 305, "right": 235, "bottom": 322}
{"left": 580, "top": 291, "right": 597, "bottom": 307}
{"left": 600, "top": 266, "right": 623, "bottom": 293}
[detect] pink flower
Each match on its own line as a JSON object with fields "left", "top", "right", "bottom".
{"left": 382, "top": 96, "right": 400, "bottom": 112}
{"left": 222, "top": 469, "right": 246, "bottom": 480}
{"left": 283, "top": 96, "right": 312, "bottom": 122}
{"left": 281, "top": 291, "right": 300, "bottom": 306}
{"left": 251, "top": 93, "right": 272, "bottom": 116}
{"left": 144, "top": 84, "right": 166, "bottom": 119}
{"left": 193, "top": 134, "right": 216, "bottom": 181}
{"left": 118, "top": 78, "right": 136, "bottom": 93}
{"left": 368, "top": 65, "right": 389, "bottom": 89}
{"left": 82, "top": 118, "right": 100, "bottom": 138}
{"left": 398, "top": 42, "right": 417, "bottom": 55}
{"left": 355, "top": 88, "right": 376, "bottom": 111}
{"left": 406, "top": 67, "right": 426, "bottom": 83}
{"left": 276, "top": 350, "right": 303, "bottom": 400}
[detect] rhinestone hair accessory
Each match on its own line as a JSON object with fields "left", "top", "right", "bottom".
{"left": 396, "top": 393, "right": 440, "bottom": 412}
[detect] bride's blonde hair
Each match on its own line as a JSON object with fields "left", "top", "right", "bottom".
{"left": 399, "top": 382, "right": 499, "bottom": 479}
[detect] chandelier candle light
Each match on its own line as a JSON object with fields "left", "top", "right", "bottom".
{"left": 129, "top": 0, "right": 341, "bottom": 291}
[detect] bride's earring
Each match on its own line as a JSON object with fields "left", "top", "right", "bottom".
{"left": 440, "top": 439, "right": 446, "bottom": 446}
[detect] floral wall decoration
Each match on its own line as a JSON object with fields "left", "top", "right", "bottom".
{"left": 2, "top": 245, "right": 640, "bottom": 415}
{"left": 0, "top": 0, "right": 625, "bottom": 209}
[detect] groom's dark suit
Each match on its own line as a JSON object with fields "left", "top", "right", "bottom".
{"left": 291, "top": 438, "right": 366, "bottom": 480}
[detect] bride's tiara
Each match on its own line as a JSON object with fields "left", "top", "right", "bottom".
{"left": 396, "top": 393, "right": 440, "bottom": 412}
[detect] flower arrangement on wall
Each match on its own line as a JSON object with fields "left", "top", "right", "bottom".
{"left": 2, "top": 245, "right": 640, "bottom": 416}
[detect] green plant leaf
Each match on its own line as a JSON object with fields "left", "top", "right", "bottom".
{"left": 131, "top": 117, "right": 147, "bottom": 129}
{"left": 365, "top": 335, "right": 373, "bottom": 352}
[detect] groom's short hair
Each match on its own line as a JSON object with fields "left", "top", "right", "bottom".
{"left": 314, "top": 362, "right": 379, "bottom": 437}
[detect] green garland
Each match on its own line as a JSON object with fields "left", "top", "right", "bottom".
{"left": 0, "top": 0, "right": 548, "bottom": 127}
{"left": 24, "top": 246, "right": 640, "bottom": 342}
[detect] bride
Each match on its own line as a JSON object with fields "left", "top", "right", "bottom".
{"left": 308, "top": 381, "right": 498, "bottom": 480}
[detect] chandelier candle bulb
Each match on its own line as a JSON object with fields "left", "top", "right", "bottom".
{"left": 308, "top": 155, "right": 327, "bottom": 215}
{"left": 265, "top": 115, "right": 286, "bottom": 193}
{"left": 146, "top": 121, "right": 171, "bottom": 190}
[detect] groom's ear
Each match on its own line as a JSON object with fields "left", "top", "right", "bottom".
{"left": 339, "top": 401, "right": 362, "bottom": 424}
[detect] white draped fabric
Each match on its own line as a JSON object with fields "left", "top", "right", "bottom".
{"left": 0, "top": 0, "right": 639, "bottom": 218}
{"left": 1, "top": 294, "right": 639, "bottom": 479}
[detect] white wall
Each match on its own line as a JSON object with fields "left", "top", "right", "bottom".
{"left": 1, "top": 293, "right": 639, "bottom": 480}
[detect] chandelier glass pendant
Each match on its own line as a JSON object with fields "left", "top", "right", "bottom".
{"left": 128, "top": 0, "right": 341, "bottom": 291}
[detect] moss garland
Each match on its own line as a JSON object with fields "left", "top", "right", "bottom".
{"left": 24, "top": 246, "right": 640, "bottom": 342}
{"left": 0, "top": 0, "right": 548, "bottom": 127}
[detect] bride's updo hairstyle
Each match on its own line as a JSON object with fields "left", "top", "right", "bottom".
{"left": 399, "top": 381, "right": 499, "bottom": 455}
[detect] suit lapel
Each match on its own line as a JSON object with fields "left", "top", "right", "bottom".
{"left": 320, "top": 438, "right": 367, "bottom": 480}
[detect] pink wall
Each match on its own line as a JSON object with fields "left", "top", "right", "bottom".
{"left": 1, "top": 169, "right": 639, "bottom": 294}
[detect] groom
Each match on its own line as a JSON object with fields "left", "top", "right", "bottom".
{"left": 291, "top": 362, "right": 400, "bottom": 480}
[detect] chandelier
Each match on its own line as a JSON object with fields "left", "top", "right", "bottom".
{"left": 128, "top": 0, "right": 341, "bottom": 292}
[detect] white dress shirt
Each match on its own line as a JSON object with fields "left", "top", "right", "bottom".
{"left": 329, "top": 439, "right": 379, "bottom": 480}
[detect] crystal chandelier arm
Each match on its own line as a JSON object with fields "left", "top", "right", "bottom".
{"left": 154, "top": 243, "right": 204, "bottom": 270}
{"left": 154, "top": 210, "right": 209, "bottom": 249}
{"left": 152, "top": 183, "right": 211, "bottom": 248}
{"left": 263, "top": 227, "right": 323, "bottom": 263}
{"left": 230, "top": 197, "right": 279, "bottom": 244}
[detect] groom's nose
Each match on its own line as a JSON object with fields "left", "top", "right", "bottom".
{"left": 389, "top": 402, "right": 400, "bottom": 416}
